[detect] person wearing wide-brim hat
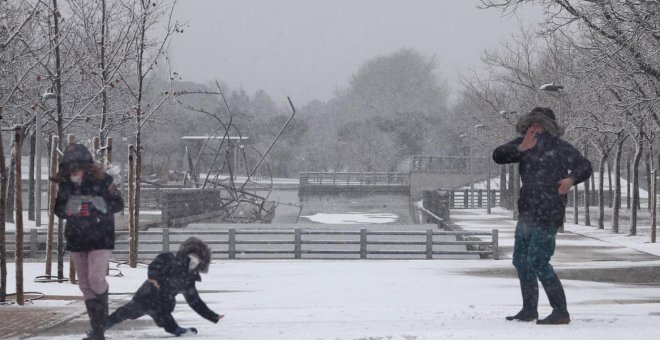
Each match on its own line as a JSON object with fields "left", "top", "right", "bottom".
{"left": 492, "top": 107, "right": 592, "bottom": 325}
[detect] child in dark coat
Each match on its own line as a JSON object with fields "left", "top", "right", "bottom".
{"left": 104, "top": 237, "right": 223, "bottom": 336}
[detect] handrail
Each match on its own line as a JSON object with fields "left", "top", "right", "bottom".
{"left": 5, "top": 227, "right": 499, "bottom": 260}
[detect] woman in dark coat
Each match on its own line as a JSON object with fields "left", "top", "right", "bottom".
{"left": 104, "top": 237, "right": 223, "bottom": 336}
{"left": 493, "top": 107, "right": 592, "bottom": 325}
{"left": 54, "top": 143, "right": 124, "bottom": 340}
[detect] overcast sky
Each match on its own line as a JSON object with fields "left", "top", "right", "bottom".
{"left": 169, "top": 0, "right": 543, "bottom": 106}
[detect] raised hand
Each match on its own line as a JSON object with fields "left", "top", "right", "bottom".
{"left": 517, "top": 125, "right": 540, "bottom": 152}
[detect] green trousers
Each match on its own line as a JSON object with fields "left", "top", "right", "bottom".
{"left": 512, "top": 221, "right": 558, "bottom": 282}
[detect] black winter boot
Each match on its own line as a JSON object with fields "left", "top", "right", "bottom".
{"left": 537, "top": 275, "right": 570, "bottom": 325}
{"left": 83, "top": 291, "right": 108, "bottom": 340}
{"left": 506, "top": 279, "right": 539, "bottom": 321}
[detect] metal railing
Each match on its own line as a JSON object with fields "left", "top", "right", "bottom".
{"left": 4, "top": 227, "right": 499, "bottom": 260}
{"left": 411, "top": 155, "right": 492, "bottom": 174}
{"left": 449, "top": 189, "right": 501, "bottom": 209}
{"left": 299, "top": 172, "right": 410, "bottom": 186}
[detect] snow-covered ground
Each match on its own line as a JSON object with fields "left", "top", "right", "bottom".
{"left": 4, "top": 259, "right": 660, "bottom": 340}
{"left": 467, "top": 172, "right": 650, "bottom": 199}
{"left": 4, "top": 207, "right": 660, "bottom": 339}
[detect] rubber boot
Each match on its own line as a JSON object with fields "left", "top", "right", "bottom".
{"left": 537, "top": 275, "right": 570, "bottom": 325}
{"left": 83, "top": 291, "right": 108, "bottom": 340}
{"left": 506, "top": 279, "right": 539, "bottom": 321}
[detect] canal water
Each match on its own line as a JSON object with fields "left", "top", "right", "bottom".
{"left": 268, "top": 189, "right": 412, "bottom": 225}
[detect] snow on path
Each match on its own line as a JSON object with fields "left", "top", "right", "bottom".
{"left": 6, "top": 260, "right": 660, "bottom": 340}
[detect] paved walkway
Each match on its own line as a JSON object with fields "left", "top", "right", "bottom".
{"left": 450, "top": 208, "right": 660, "bottom": 284}
{"left": 3, "top": 208, "right": 660, "bottom": 339}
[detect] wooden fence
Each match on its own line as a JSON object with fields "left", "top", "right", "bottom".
{"left": 4, "top": 227, "right": 499, "bottom": 260}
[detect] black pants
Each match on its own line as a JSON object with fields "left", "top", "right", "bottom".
{"left": 108, "top": 300, "right": 179, "bottom": 334}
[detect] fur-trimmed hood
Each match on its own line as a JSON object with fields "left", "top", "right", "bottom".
{"left": 516, "top": 109, "right": 564, "bottom": 137}
{"left": 177, "top": 237, "right": 211, "bottom": 273}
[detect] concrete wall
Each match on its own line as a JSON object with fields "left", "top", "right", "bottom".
{"left": 409, "top": 172, "right": 472, "bottom": 201}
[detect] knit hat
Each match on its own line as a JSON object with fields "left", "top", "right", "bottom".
{"left": 178, "top": 237, "right": 212, "bottom": 273}
{"left": 515, "top": 107, "right": 564, "bottom": 137}
{"left": 60, "top": 143, "right": 94, "bottom": 167}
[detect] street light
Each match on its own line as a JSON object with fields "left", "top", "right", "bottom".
{"left": 474, "top": 124, "right": 492, "bottom": 214}
{"left": 539, "top": 83, "right": 564, "bottom": 122}
{"left": 458, "top": 133, "right": 474, "bottom": 208}
{"left": 539, "top": 83, "right": 564, "bottom": 92}
{"left": 540, "top": 82, "right": 569, "bottom": 232}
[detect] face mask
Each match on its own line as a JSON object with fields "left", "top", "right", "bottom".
{"left": 70, "top": 175, "right": 83, "bottom": 185}
{"left": 188, "top": 254, "right": 201, "bottom": 271}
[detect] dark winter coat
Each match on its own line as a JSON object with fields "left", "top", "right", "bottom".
{"left": 55, "top": 173, "right": 124, "bottom": 251}
{"left": 131, "top": 252, "right": 220, "bottom": 323}
{"left": 492, "top": 133, "right": 592, "bottom": 228}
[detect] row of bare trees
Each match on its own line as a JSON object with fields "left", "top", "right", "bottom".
{"left": 0, "top": 0, "right": 180, "bottom": 304}
{"left": 456, "top": 1, "right": 660, "bottom": 237}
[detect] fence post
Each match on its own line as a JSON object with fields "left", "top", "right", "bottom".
{"left": 478, "top": 190, "right": 483, "bottom": 208}
{"left": 30, "top": 229, "right": 38, "bottom": 259}
{"left": 360, "top": 229, "right": 367, "bottom": 259}
{"left": 162, "top": 227, "right": 170, "bottom": 253}
{"left": 492, "top": 229, "right": 499, "bottom": 260}
{"left": 228, "top": 229, "right": 236, "bottom": 259}
{"left": 464, "top": 189, "right": 468, "bottom": 208}
{"left": 450, "top": 190, "right": 455, "bottom": 208}
{"left": 294, "top": 228, "right": 301, "bottom": 259}
{"left": 426, "top": 229, "right": 433, "bottom": 260}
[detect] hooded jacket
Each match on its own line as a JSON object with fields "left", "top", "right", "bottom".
{"left": 492, "top": 132, "right": 592, "bottom": 229}
{"left": 130, "top": 250, "right": 220, "bottom": 323}
{"left": 55, "top": 145, "right": 124, "bottom": 251}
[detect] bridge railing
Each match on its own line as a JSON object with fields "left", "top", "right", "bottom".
{"left": 449, "top": 189, "right": 501, "bottom": 209}
{"left": 299, "top": 172, "right": 410, "bottom": 186}
{"left": 4, "top": 227, "right": 498, "bottom": 261}
{"left": 411, "top": 155, "right": 492, "bottom": 174}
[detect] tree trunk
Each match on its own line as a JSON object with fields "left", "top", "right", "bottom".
{"left": 13, "top": 126, "right": 24, "bottom": 305}
{"left": 573, "top": 185, "right": 579, "bottom": 224}
{"left": 0, "top": 113, "right": 6, "bottom": 302}
{"left": 598, "top": 152, "right": 607, "bottom": 229}
{"left": 45, "top": 136, "right": 59, "bottom": 277}
{"left": 128, "top": 145, "right": 136, "bottom": 267}
{"left": 99, "top": 0, "right": 109, "bottom": 142}
{"left": 627, "top": 153, "right": 631, "bottom": 209}
{"left": 28, "top": 131, "right": 35, "bottom": 221}
{"left": 612, "top": 138, "right": 624, "bottom": 233}
{"left": 508, "top": 164, "right": 514, "bottom": 209}
{"left": 630, "top": 143, "right": 643, "bottom": 235}
{"left": 6, "top": 143, "right": 15, "bottom": 224}
{"left": 51, "top": 0, "right": 64, "bottom": 144}
{"left": 500, "top": 165, "right": 507, "bottom": 209}
{"left": 646, "top": 151, "right": 652, "bottom": 210}
{"left": 607, "top": 158, "right": 613, "bottom": 207}
{"left": 584, "top": 144, "right": 591, "bottom": 226}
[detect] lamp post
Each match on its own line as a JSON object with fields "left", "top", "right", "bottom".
{"left": 474, "top": 124, "right": 492, "bottom": 214}
{"left": 540, "top": 83, "right": 567, "bottom": 232}
{"left": 459, "top": 133, "right": 474, "bottom": 208}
